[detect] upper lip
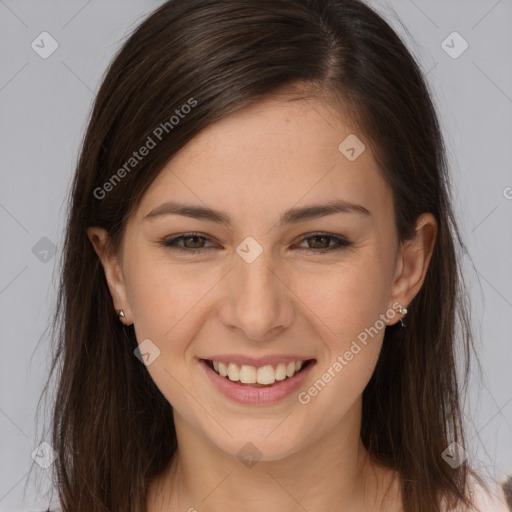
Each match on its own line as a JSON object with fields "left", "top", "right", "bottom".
{"left": 200, "top": 355, "right": 316, "bottom": 366}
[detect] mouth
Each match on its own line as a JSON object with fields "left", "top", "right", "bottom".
{"left": 200, "top": 357, "right": 317, "bottom": 405}
{"left": 202, "top": 358, "right": 315, "bottom": 388}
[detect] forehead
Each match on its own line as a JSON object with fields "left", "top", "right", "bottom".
{"left": 134, "top": 93, "right": 391, "bottom": 226}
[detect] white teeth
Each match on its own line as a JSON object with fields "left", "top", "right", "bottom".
{"left": 275, "top": 363, "right": 287, "bottom": 381}
{"left": 257, "top": 365, "right": 276, "bottom": 385}
{"left": 209, "top": 359, "right": 308, "bottom": 385}
{"left": 239, "top": 365, "right": 257, "bottom": 384}
{"left": 218, "top": 361, "right": 228, "bottom": 377}
{"left": 227, "top": 363, "right": 239, "bottom": 381}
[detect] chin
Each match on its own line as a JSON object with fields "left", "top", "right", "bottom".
{"left": 203, "top": 421, "right": 308, "bottom": 463}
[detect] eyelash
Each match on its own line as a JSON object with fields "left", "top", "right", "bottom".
{"left": 160, "top": 232, "right": 353, "bottom": 254}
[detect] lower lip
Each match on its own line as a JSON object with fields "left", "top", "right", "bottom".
{"left": 199, "top": 359, "right": 316, "bottom": 405}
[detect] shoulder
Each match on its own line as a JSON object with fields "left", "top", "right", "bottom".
{"left": 451, "top": 475, "right": 511, "bottom": 512}
{"left": 470, "top": 483, "right": 509, "bottom": 511}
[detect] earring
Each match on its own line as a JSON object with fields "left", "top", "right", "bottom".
{"left": 399, "top": 307, "right": 408, "bottom": 328}
{"left": 117, "top": 309, "right": 125, "bottom": 321}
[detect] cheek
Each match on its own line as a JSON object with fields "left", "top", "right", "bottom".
{"left": 127, "top": 244, "right": 393, "bottom": 351}
{"left": 125, "top": 250, "right": 212, "bottom": 342}
{"left": 125, "top": 259, "right": 213, "bottom": 409}
{"left": 295, "top": 258, "right": 392, "bottom": 340}
{"left": 295, "top": 262, "right": 390, "bottom": 412}
{"left": 299, "top": 336, "right": 383, "bottom": 428}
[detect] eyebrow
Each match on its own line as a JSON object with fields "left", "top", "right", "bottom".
{"left": 143, "top": 199, "right": 371, "bottom": 227}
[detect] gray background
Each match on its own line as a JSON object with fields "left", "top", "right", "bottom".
{"left": 0, "top": 1, "right": 511, "bottom": 510}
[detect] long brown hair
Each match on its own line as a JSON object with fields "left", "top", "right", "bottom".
{"left": 33, "top": 0, "right": 481, "bottom": 510}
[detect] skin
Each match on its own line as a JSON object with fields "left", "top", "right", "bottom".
{"left": 88, "top": 90, "right": 437, "bottom": 512}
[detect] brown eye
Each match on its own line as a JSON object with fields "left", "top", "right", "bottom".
{"left": 296, "top": 233, "right": 352, "bottom": 253}
{"left": 161, "top": 232, "right": 352, "bottom": 255}
{"left": 181, "top": 235, "right": 206, "bottom": 249}
{"left": 162, "top": 233, "right": 213, "bottom": 253}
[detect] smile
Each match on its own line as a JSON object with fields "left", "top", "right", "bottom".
{"left": 207, "top": 359, "right": 310, "bottom": 386}
{"left": 200, "top": 358, "right": 316, "bottom": 405}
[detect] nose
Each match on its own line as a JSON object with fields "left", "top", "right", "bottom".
{"left": 217, "top": 246, "right": 295, "bottom": 342}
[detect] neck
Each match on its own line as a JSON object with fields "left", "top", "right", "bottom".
{"left": 147, "top": 401, "right": 400, "bottom": 512}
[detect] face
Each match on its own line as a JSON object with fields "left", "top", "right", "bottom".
{"left": 89, "top": 90, "right": 435, "bottom": 462}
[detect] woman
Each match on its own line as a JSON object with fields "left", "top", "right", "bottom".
{"left": 36, "top": 0, "right": 510, "bottom": 510}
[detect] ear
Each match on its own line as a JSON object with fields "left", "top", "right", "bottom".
{"left": 87, "top": 226, "right": 133, "bottom": 325}
{"left": 386, "top": 212, "right": 437, "bottom": 326}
